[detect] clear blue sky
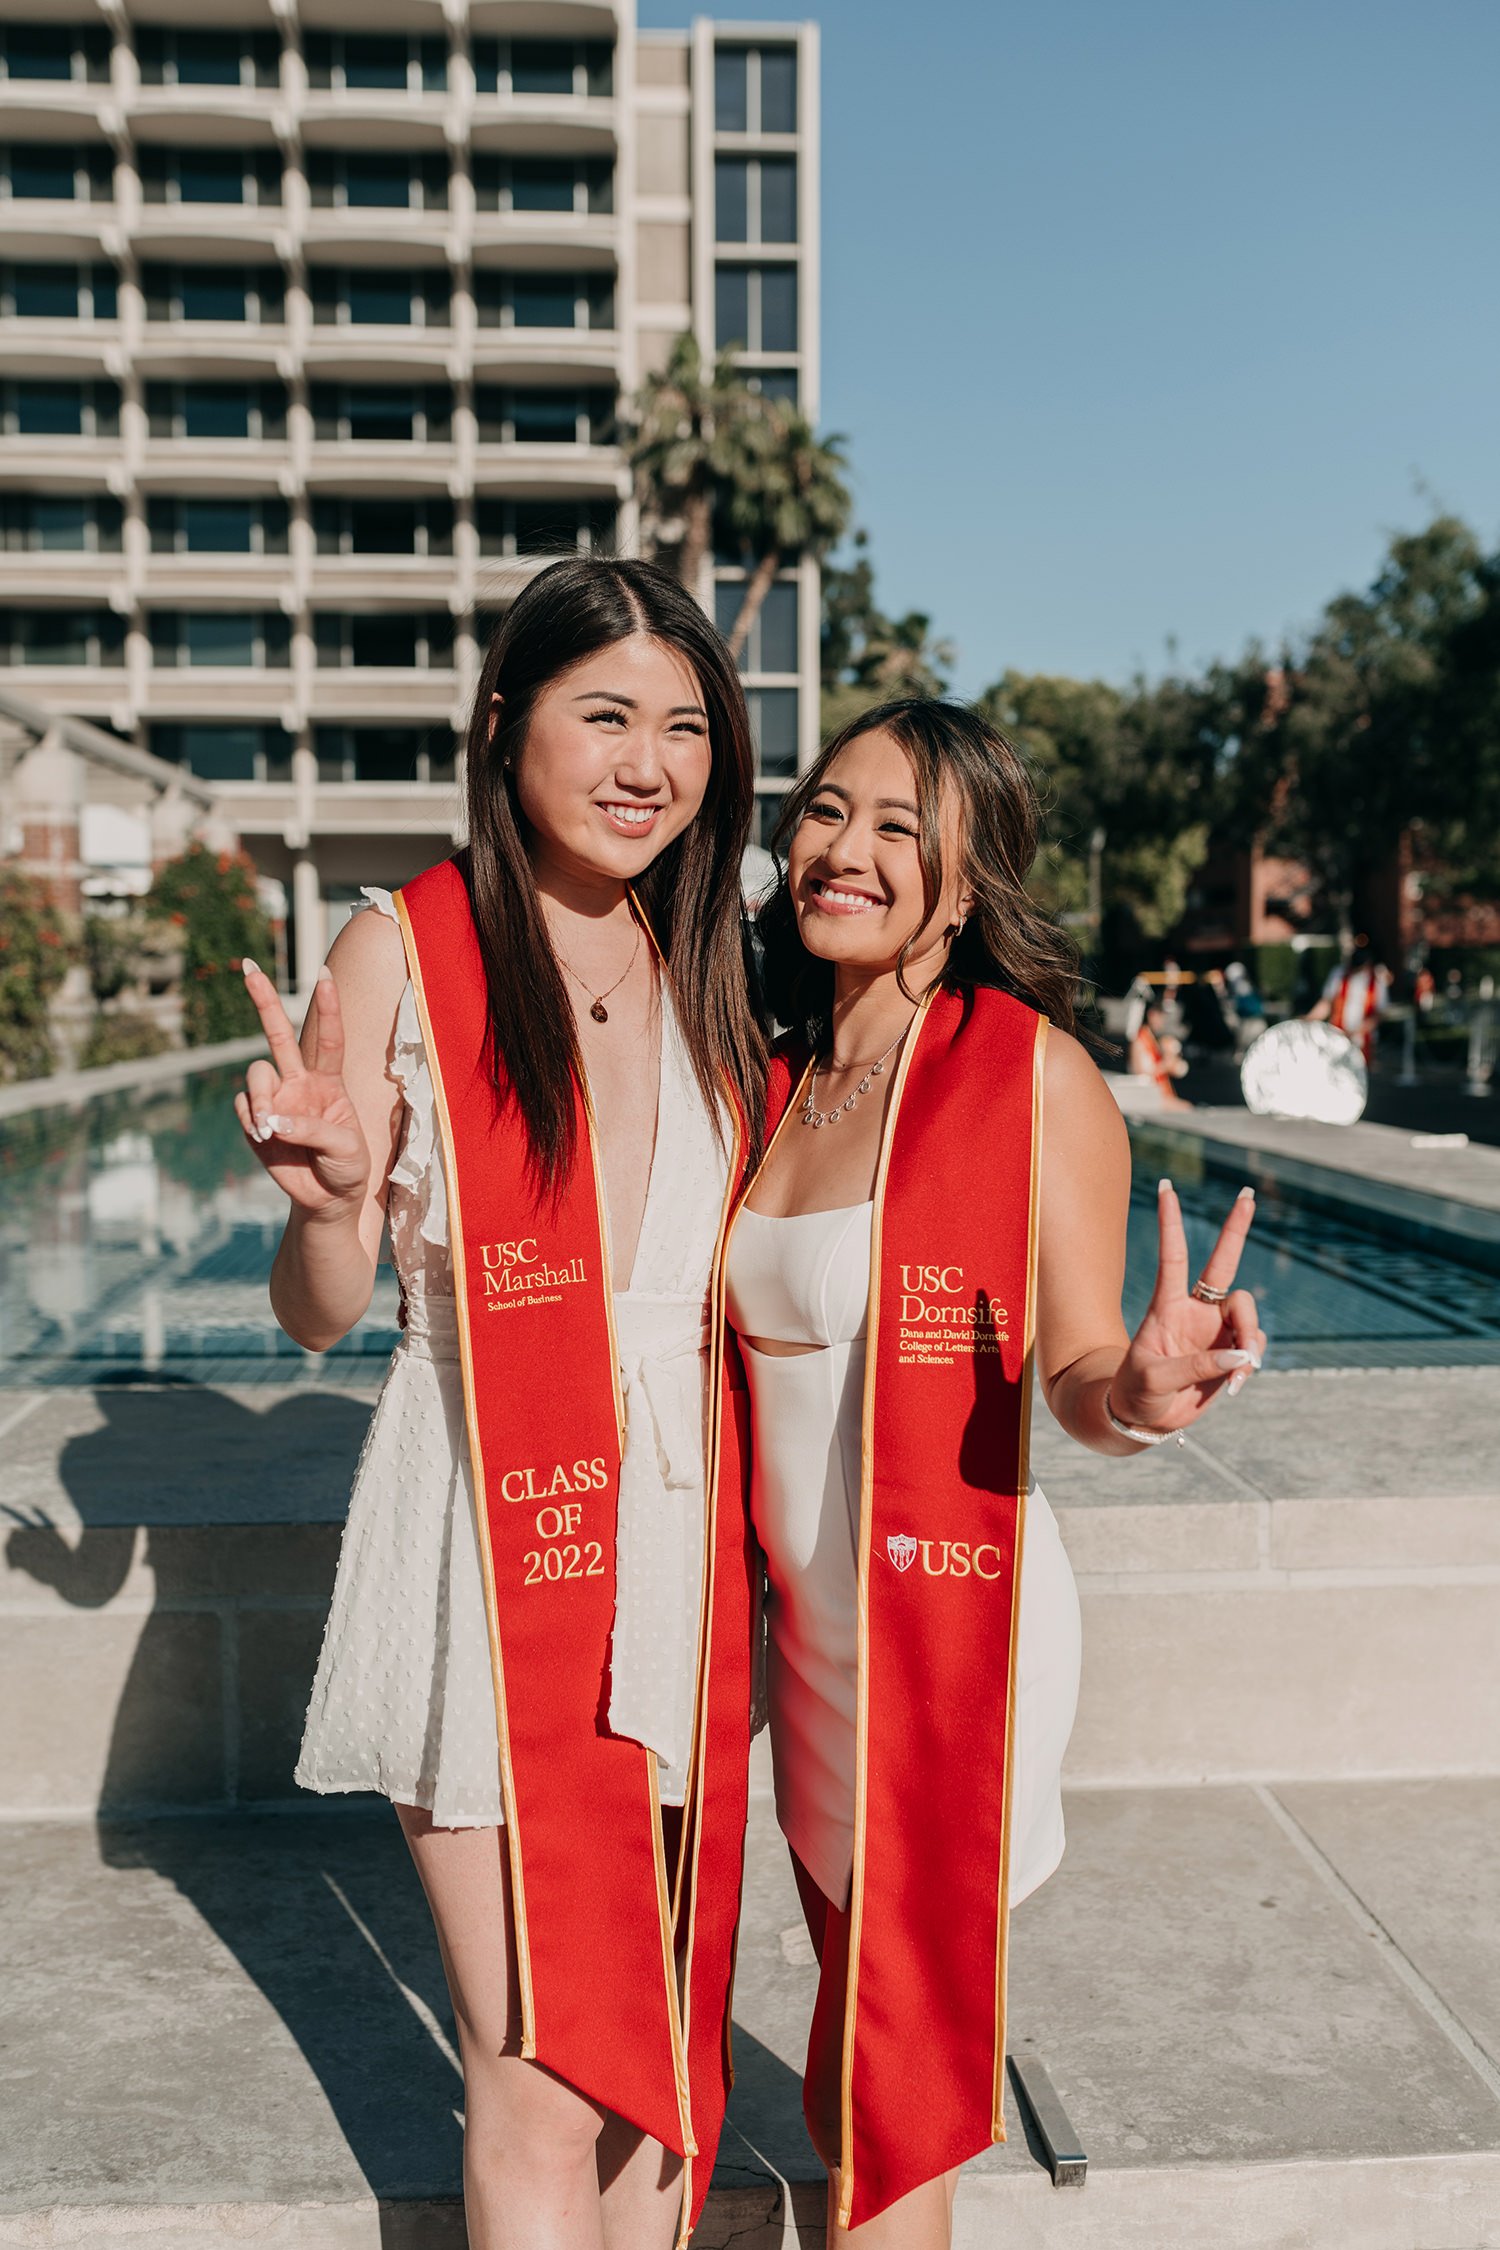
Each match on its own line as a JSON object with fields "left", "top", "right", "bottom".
{"left": 638, "top": 0, "right": 1500, "bottom": 694}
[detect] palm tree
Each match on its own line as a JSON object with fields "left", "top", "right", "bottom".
{"left": 720, "top": 405, "right": 853, "bottom": 662}
{"left": 856, "top": 608, "right": 956, "bottom": 698}
{"left": 626, "top": 334, "right": 758, "bottom": 598}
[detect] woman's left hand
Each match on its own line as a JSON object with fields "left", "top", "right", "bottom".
{"left": 1107, "top": 1179, "right": 1267, "bottom": 1437}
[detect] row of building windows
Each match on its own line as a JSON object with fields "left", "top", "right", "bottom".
{"left": 0, "top": 146, "right": 620, "bottom": 215}
{"left": 0, "top": 495, "right": 621, "bottom": 558}
{"left": 0, "top": 25, "right": 619, "bottom": 97}
{"left": 149, "top": 723, "right": 457, "bottom": 786}
{"left": 0, "top": 378, "right": 662, "bottom": 442}
{"left": 0, "top": 261, "right": 622, "bottom": 331}
{"left": 0, "top": 581, "right": 797, "bottom": 681}
{"left": 0, "top": 145, "right": 774, "bottom": 234}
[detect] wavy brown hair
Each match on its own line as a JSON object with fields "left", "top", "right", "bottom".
{"left": 757, "top": 696, "right": 1082, "bottom": 1044}
{"left": 461, "top": 555, "right": 764, "bottom": 1191}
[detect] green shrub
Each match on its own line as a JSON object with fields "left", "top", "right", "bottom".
{"left": 83, "top": 913, "right": 135, "bottom": 1003}
{"left": 147, "top": 843, "right": 273, "bottom": 1047}
{"left": 0, "top": 868, "right": 73, "bottom": 1082}
{"left": 1253, "top": 939, "right": 1339, "bottom": 1012}
{"left": 79, "top": 1011, "right": 172, "bottom": 1070}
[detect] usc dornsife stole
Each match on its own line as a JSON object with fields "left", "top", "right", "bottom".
{"left": 396, "top": 859, "right": 756, "bottom": 2242}
{"left": 752, "top": 982, "right": 1046, "bottom": 2230}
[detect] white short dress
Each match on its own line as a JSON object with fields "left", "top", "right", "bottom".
{"left": 295, "top": 889, "right": 731, "bottom": 1823}
{"left": 727, "top": 1200, "right": 1082, "bottom": 1911}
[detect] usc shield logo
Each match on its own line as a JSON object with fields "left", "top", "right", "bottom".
{"left": 886, "top": 1533, "right": 917, "bottom": 1572}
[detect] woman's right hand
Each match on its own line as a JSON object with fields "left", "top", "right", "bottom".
{"left": 234, "top": 960, "right": 372, "bottom": 1218}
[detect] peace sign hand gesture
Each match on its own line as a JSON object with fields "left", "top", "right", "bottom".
{"left": 1107, "top": 1179, "right": 1266, "bottom": 1441}
{"left": 233, "top": 960, "right": 371, "bottom": 1219}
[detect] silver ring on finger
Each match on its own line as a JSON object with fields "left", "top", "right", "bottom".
{"left": 1191, "top": 1278, "right": 1230, "bottom": 1304}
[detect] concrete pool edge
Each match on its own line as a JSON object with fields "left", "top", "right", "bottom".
{"left": 0, "top": 1037, "right": 263, "bottom": 1123}
{"left": 1117, "top": 1091, "right": 1500, "bottom": 1235}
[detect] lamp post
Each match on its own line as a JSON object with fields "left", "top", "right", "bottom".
{"left": 1088, "top": 826, "right": 1105, "bottom": 975}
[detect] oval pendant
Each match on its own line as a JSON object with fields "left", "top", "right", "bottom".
{"left": 590, "top": 1000, "right": 609, "bottom": 1023}
{"left": 811, "top": 1114, "right": 824, "bottom": 1129}
{"left": 826, "top": 1108, "right": 841, "bottom": 1123}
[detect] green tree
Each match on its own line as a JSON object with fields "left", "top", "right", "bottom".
{"left": 977, "top": 668, "right": 1228, "bottom": 958}
{"left": 626, "top": 334, "right": 759, "bottom": 595}
{"left": 719, "top": 405, "right": 852, "bottom": 660}
{"left": 0, "top": 868, "right": 72, "bottom": 1081}
{"left": 1241, "top": 516, "right": 1493, "bottom": 932}
{"left": 819, "top": 531, "right": 955, "bottom": 737}
{"left": 147, "top": 842, "right": 272, "bottom": 1048}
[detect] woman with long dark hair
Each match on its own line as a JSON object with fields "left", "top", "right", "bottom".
{"left": 727, "top": 696, "right": 1265, "bottom": 2246}
{"left": 234, "top": 557, "right": 765, "bottom": 2249}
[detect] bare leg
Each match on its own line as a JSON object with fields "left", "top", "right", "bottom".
{"left": 792, "top": 1855, "right": 959, "bottom": 2250}
{"left": 823, "top": 2169, "right": 958, "bottom": 2248}
{"left": 596, "top": 2113, "right": 684, "bottom": 2250}
{"left": 597, "top": 1801, "right": 687, "bottom": 2250}
{"left": 396, "top": 1802, "right": 609, "bottom": 2250}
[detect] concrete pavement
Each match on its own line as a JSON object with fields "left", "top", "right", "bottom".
{"left": 3, "top": 1777, "right": 1499, "bottom": 2248}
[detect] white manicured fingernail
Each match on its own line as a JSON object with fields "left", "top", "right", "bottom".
{"left": 317, "top": 966, "right": 334, "bottom": 984}
{"left": 1216, "top": 1349, "right": 1254, "bottom": 1369}
{"left": 252, "top": 1113, "right": 272, "bottom": 1140}
{"left": 1238, "top": 1185, "right": 1255, "bottom": 1203}
{"left": 1158, "top": 1176, "right": 1172, "bottom": 1196}
{"left": 1227, "top": 1370, "right": 1247, "bottom": 1397}
{"left": 265, "top": 1114, "right": 296, "bottom": 1136}
{"left": 241, "top": 957, "right": 260, "bottom": 978}
{"left": 1248, "top": 1349, "right": 1263, "bottom": 1369}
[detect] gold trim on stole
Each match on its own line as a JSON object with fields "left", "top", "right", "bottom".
{"left": 668, "top": 1081, "right": 744, "bottom": 2250}
{"left": 836, "top": 987, "right": 936, "bottom": 2230}
{"left": 990, "top": 1013, "right": 1047, "bottom": 2140}
{"left": 580, "top": 889, "right": 697, "bottom": 2178}
{"left": 393, "top": 888, "right": 537, "bottom": 2053}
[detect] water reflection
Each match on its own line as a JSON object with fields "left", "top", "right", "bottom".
{"left": 0, "top": 1066, "right": 397, "bottom": 1387}
{"left": 3, "top": 1064, "right": 1497, "bottom": 1382}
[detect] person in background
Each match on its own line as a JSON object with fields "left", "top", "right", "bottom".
{"left": 1310, "top": 936, "right": 1390, "bottom": 1067}
{"left": 1223, "top": 959, "right": 1265, "bottom": 1052}
{"left": 1130, "top": 997, "right": 1191, "bottom": 1105}
{"left": 1180, "top": 968, "right": 1237, "bottom": 1060}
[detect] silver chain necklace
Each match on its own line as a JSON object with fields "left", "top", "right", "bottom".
{"left": 800, "top": 1021, "right": 912, "bottom": 1129}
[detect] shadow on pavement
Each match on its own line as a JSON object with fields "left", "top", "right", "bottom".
{"left": 7, "top": 1376, "right": 462, "bottom": 2234}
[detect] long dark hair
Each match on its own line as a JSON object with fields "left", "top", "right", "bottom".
{"left": 757, "top": 696, "right": 1082, "bottom": 1044}
{"left": 462, "top": 555, "right": 764, "bottom": 1190}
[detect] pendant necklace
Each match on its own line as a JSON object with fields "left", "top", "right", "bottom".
{"left": 557, "top": 922, "right": 642, "bottom": 1023}
{"left": 801, "top": 1018, "right": 913, "bottom": 1128}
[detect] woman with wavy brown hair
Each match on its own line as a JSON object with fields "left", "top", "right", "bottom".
{"left": 233, "top": 557, "right": 765, "bottom": 2250}
{"left": 726, "top": 696, "right": 1265, "bottom": 2246}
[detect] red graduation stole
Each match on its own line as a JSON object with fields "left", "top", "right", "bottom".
{"left": 395, "top": 859, "right": 756, "bottom": 2240}
{"left": 755, "top": 982, "right": 1046, "bottom": 2229}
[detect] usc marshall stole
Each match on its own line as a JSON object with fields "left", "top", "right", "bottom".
{"left": 396, "top": 859, "right": 756, "bottom": 2242}
{"left": 756, "top": 982, "right": 1047, "bottom": 2229}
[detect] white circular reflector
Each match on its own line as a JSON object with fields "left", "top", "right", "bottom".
{"left": 1240, "top": 1019, "right": 1368, "bottom": 1125}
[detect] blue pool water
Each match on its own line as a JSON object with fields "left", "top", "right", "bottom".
{"left": 1, "top": 1063, "right": 1497, "bottom": 1387}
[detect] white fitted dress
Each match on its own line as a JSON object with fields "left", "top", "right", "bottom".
{"left": 727, "top": 1201, "right": 1082, "bottom": 1911}
{"left": 295, "top": 888, "right": 730, "bottom": 1822}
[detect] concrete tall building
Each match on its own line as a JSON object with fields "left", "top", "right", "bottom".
{"left": 0, "top": 1, "right": 818, "bottom": 984}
